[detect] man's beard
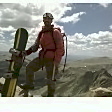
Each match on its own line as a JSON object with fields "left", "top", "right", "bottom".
{"left": 44, "top": 21, "right": 51, "bottom": 26}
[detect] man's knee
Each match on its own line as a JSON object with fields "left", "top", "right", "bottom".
{"left": 26, "top": 63, "right": 33, "bottom": 72}
{"left": 47, "top": 79, "right": 56, "bottom": 85}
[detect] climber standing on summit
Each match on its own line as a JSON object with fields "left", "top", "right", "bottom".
{"left": 19, "top": 13, "right": 65, "bottom": 97}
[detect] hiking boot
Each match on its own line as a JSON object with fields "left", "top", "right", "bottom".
{"left": 47, "top": 94, "right": 54, "bottom": 97}
{"left": 19, "top": 83, "right": 34, "bottom": 90}
{"left": 41, "top": 94, "right": 55, "bottom": 97}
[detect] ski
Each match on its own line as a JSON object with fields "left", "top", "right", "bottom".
{"left": 1, "top": 28, "right": 28, "bottom": 97}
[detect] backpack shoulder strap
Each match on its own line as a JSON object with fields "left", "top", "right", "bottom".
{"left": 51, "top": 28, "right": 56, "bottom": 49}
{"left": 37, "top": 27, "right": 61, "bottom": 49}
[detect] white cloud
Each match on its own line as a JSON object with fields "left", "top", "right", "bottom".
{"left": 0, "top": 4, "right": 34, "bottom": 28}
{"left": 99, "top": 3, "right": 110, "bottom": 8}
{"left": 88, "top": 31, "right": 112, "bottom": 43}
{"left": 109, "top": 25, "right": 112, "bottom": 30}
{"left": 67, "top": 31, "right": 112, "bottom": 56}
{"left": 0, "top": 26, "right": 15, "bottom": 32}
{"left": 52, "top": 5, "right": 72, "bottom": 21}
{"left": 0, "top": 32, "right": 4, "bottom": 38}
{"left": 60, "top": 12, "right": 86, "bottom": 23}
{"left": 0, "top": 3, "right": 71, "bottom": 51}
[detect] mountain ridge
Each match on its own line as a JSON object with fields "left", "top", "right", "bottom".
{"left": 0, "top": 51, "right": 112, "bottom": 97}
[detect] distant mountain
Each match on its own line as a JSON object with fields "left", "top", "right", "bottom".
{"left": 0, "top": 51, "right": 96, "bottom": 61}
{"left": 66, "top": 54, "right": 94, "bottom": 61}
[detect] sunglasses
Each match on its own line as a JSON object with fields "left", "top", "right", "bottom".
{"left": 43, "top": 13, "right": 53, "bottom": 19}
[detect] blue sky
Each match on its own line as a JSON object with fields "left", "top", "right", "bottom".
{"left": 61, "top": 3, "right": 112, "bottom": 35}
{"left": 0, "top": 3, "right": 112, "bottom": 57}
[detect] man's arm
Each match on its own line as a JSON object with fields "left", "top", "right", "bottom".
{"left": 20, "top": 31, "right": 42, "bottom": 56}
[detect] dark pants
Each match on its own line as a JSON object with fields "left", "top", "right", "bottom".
{"left": 26, "top": 57, "right": 58, "bottom": 96}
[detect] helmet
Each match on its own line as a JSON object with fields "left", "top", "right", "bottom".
{"left": 43, "top": 13, "right": 54, "bottom": 19}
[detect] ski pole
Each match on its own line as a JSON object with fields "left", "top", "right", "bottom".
{"left": 52, "top": 63, "right": 56, "bottom": 81}
{"left": 63, "top": 34, "right": 67, "bottom": 73}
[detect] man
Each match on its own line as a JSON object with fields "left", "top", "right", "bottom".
{"left": 19, "top": 13, "right": 65, "bottom": 97}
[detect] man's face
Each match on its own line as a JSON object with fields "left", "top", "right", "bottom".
{"left": 43, "top": 17, "right": 53, "bottom": 26}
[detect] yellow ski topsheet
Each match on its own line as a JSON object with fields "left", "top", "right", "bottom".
{"left": 7, "top": 28, "right": 21, "bottom": 97}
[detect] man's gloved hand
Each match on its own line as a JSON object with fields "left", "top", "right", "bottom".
{"left": 9, "top": 48, "right": 20, "bottom": 56}
{"left": 19, "top": 51, "right": 27, "bottom": 57}
{"left": 9, "top": 48, "right": 28, "bottom": 57}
